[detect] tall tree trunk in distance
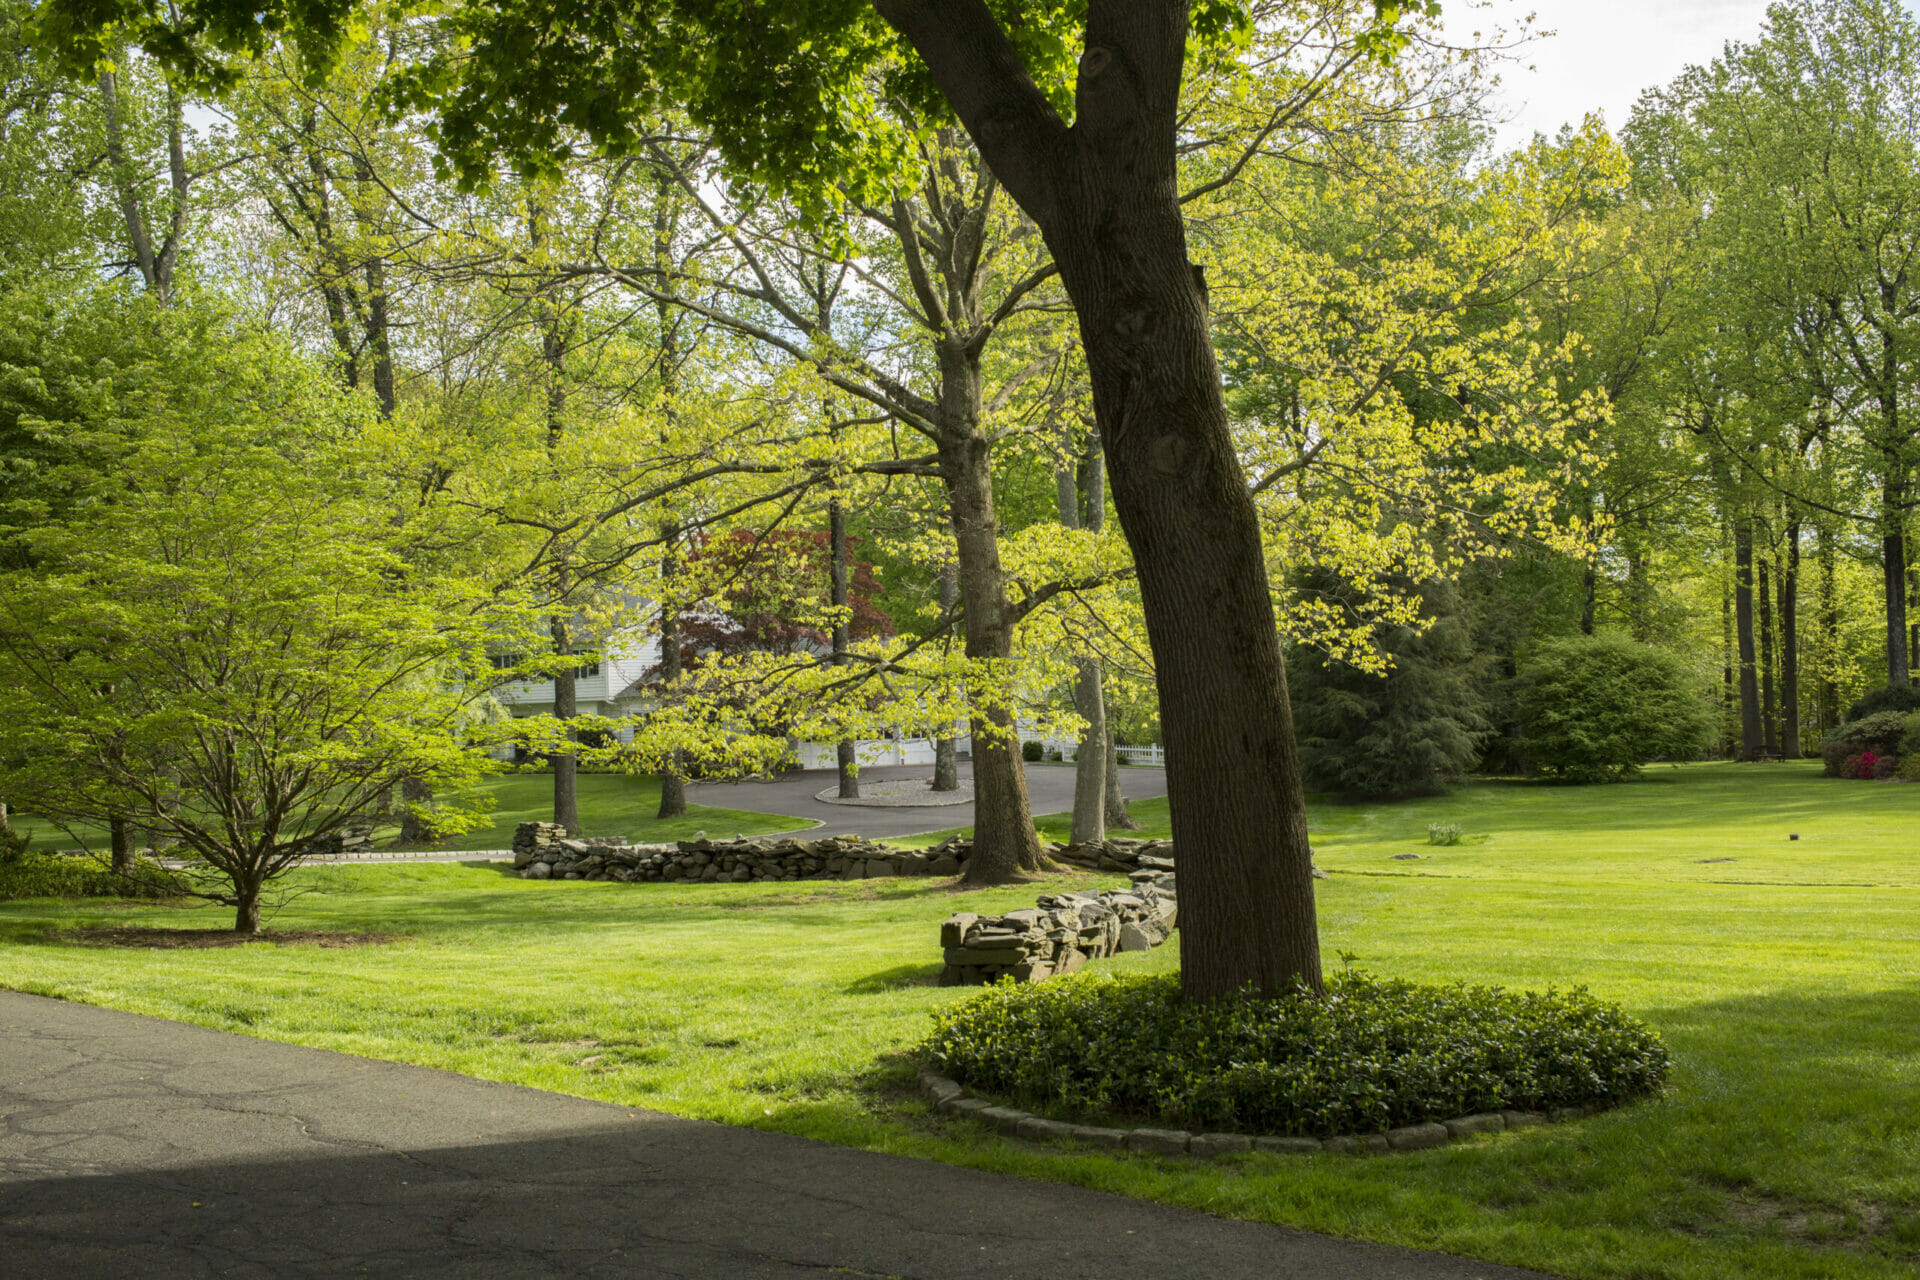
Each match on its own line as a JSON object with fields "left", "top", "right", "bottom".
{"left": 1055, "top": 433, "right": 1105, "bottom": 845}
{"left": 830, "top": 497, "right": 860, "bottom": 799}
{"left": 1104, "top": 722, "right": 1139, "bottom": 828}
{"left": 1882, "top": 470, "right": 1911, "bottom": 687}
{"left": 551, "top": 615, "right": 580, "bottom": 834}
{"left": 109, "top": 816, "right": 135, "bottom": 876}
{"left": 1720, "top": 571, "right": 1735, "bottom": 758}
{"left": 656, "top": 531, "right": 687, "bottom": 819}
{"left": 942, "top": 409, "right": 1044, "bottom": 883}
{"left": 1734, "top": 518, "right": 1763, "bottom": 760}
{"left": 1781, "top": 519, "right": 1801, "bottom": 759}
{"left": 932, "top": 563, "right": 960, "bottom": 792}
{"left": 1579, "top": 562, "right": 1597, "bottom": 636}
{"left": 1759, "top": 555, "right": 1777, "bottom": 756}
{"left": 1819, "top": 525, "right": 1840, "bottom": 735}
{"left": 1625, "top": 520, "right": 1652, "bottom": 643}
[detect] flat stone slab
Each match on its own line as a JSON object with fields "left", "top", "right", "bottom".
{"left": 1, "top": 992, "right": 1560, "bottom": 1279}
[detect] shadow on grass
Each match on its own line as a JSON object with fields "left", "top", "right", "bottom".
{"left": 844, "top": 962, "right": 942, "bottom": 994}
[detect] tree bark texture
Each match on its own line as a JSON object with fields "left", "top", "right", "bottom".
{"left": 1733, "top": 519, "right": 1763, "bottom": 761}
{"left": 878, "top": 0, "right": 1323, "bottom": 993}
{"left": 941, "top": 400, "right": 1044, "bottom": 884}
{"left": 235, "top": 881, "right": 262, "bottom": 935}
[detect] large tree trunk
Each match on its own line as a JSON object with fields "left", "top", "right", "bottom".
{"left": 234, "top": 883, "right": 262, "bottom": 936}
{"left": 1781, "top": 519, "right": 1801, "bottom": 759}
{"left": 880, "top": 0, "right": 1321, "bottom": 993}
{"left": 830, "top": 497, "right": 861, "bottom": 799}
{"left": 551, "top": 616, "right": 580, "bottom": 834}
{"left": 1733, "top": 518, "right": 1763, "bottom": 760}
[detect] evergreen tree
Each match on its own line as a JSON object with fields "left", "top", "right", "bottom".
{"left": 1287, "top": 572, "right": 1487, "bottom": 799}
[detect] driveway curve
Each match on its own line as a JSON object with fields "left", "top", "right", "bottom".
{"left": 688, "top": 762, "right": 1169, "bottom": 840}
{"left": 1, "top": 991, "right": 1555, "bottom": 1280}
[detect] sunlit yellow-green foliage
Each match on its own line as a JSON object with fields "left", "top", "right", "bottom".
{"left": 1195, "top": 120, "right": 1622, "bottom": 667}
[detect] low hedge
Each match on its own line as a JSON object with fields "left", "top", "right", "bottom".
{"left": 923, "top": 971, "right": 1669, "bottom": 1138}
{"left": 0, "top": 850, "right": 184, "bottom": 901}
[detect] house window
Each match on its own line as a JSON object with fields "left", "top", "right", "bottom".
{"left": 573, "top": 662, "right": 601, "bottom": 678}
{"left": 489, "top": 653, "right": 525, "bottom": 672}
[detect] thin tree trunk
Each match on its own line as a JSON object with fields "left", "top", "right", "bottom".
{"left": 1883, "top": 469, "right": 1911, "bottom": 687}
{"left": 1721, "top": 568, "right": 1735, "bottom": 758}
{"left": 1781, "top": 518, "right": 1801, "bottom": 759}
{"left": 1734, "top": 518, "right": 1763, "bottom": 760}
{"left": 1055, "top": 432, "right": 1105, "bottom": 845}
{"left": 109, "top": 816, "right": 136, "bottom": 876}
{"left": 1759, "top": 554, "right": 1777, "bottom": 756}
{"left": 551, "top": 616, "right": 580, "bottom": 834}
{"left": 932, "top": 564, "right": 960, "bottom": 792}
{"left": 1819, "top": 525, "right": 1839, "bottom": 734}
{"left": 656, "top": 532, "right": 687, "bottom": 819}
{"left": 1104, "top": 722, "right": 1138, "bottom": 829}
{"left": 830, "top": 497, "right": 860, "bottom": 799}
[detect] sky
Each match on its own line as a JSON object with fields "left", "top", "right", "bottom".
{"left": 1458, "top": 0, "right": 1776, "bottom": 151}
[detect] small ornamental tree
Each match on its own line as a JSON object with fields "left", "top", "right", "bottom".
{"left": 1517, "top": 634, "right": 1712, "bottom": 783}
{"left": 0, "top": 302, "right": 536, "bottom": 931}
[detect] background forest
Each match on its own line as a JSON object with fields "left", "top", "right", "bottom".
{"left": 2, "top": 0, "right": 1915, "bottom": 862}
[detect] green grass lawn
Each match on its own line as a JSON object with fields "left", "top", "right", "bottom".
{"left": 3, "top": 761, "right": 1918, "bottom": 1279}
{"left": 8, "top": 771, "right": 810, "bottom": 853}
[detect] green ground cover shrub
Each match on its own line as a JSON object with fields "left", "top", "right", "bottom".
{"left": 922, "top": 971, "right": 1668, "bottom": 1137}
{"left": 0, "top": 850, "right": 182, "bottom": 901}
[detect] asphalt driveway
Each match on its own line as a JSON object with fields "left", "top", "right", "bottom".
{"left": 688, "top": 761, "right": 1170, "bottom": 839}
{"left": 1, "top": 990, "right": 1553, "bottom": 1279}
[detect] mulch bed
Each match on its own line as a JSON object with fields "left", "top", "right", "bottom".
{"left": 54, "top": 927, "right": 403, "bottom": 949}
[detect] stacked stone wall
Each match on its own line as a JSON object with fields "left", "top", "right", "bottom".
{"left": 937, "top": 867, "right": 1178, "bottom": 985}
{"left": 514, "top": 824, "right": 957, "bottom": 883}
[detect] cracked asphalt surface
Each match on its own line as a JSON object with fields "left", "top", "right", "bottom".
{"left": 1, "top": 991, "right": 1554, "bottom": 1279}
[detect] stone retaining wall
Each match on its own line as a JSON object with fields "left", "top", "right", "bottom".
{"left": 938, "top": 866, "right": 1178, "bottom": 986}
{"left": 513, "top": 823, "right": 955, "bottom": 882}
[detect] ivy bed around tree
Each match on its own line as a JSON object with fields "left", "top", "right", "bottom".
{"left": 919, "top": 971, "right": 1669, "bottom": 1154}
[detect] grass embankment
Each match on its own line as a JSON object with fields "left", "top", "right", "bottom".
{"left": 3, "top": 762, "right": 1918, "bottom": 1279}
{"left": 7, "top": 771, "right": 808, "bottom": 854}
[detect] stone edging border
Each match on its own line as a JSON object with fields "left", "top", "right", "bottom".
{"left": 917, "top": 1071, "right": 1598, "bottom": 1156}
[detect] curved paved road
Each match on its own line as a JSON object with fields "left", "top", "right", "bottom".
{"left": 1, "top": 991, "right": 1553, "bottom": 1280}
{"left": 689, "top": 762, "right": 1170, "bottom": 840}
